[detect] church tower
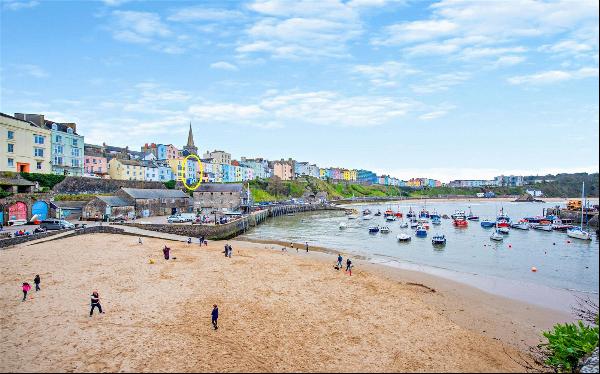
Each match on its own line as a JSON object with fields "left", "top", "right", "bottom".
{"left": 183, "top": 122, "right": 198, "bottom": 155}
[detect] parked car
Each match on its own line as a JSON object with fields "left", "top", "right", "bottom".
{"left": 167, "top": 214, "right": 189, "bottom": 223}
{"left": 40, "top": 219, "right": 75, "bottom": 230}
{"left": 110, "top": 215, "right": 127, "bottom": 223}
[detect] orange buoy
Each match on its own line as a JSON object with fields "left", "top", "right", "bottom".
{"left": 531, "top": 266, "right": 537, "bottom": 272}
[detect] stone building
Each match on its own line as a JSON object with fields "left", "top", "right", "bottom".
{"left": 117, "top": 188, "right": 191, "bottom": 217}
{"left": 192, "top": 183, "right": 249, "bottom": 213}
{"left": 83, "top": 196, "right": 135, "bottom": 220}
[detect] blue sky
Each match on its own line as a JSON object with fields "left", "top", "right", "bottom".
{"left": 1, "top": 0, "right": 598, "bottom": 182}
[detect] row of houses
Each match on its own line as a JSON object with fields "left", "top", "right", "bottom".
{"left": 447, "top": 175, "right": 524, "bottom": 188}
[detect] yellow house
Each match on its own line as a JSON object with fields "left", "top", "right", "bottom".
{"left": 342, "top": 169, "right": 351, "bottom": 181}
{"left": 0, "top": 112, "right": 52, "bottom": 173}
{"left": 349, "top": 169, "right": 357, "bottom": 181}
{"left": 108, "top": 158, "right": 145, "bottom": 181}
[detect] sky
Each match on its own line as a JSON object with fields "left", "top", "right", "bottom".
{"left": 0, "top": 0, "right": 598, "bottom": 182}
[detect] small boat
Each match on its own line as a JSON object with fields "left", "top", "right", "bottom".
{"left": 498, "top": 226, "right": 510, "bottom": 234}
{"left": 567, "top": 227, "right": 592, "bottom": 240}
{"left": 481, "top": 219, "right": 495, "bottom": 228}
{"left": 409, "top": 218, "right": 418, "bottom": 228}
{"left": 490, "top": 230, "right": 504, "bottom": 241}
{"left": 417, "top": 217, "right": 429, "bottom": 224}
{"left": 496, "top": 207, "right": 511, "bottom": 227}
{"left": 374, "top": 211, "right": 382, "bottom": 217}
{"left": 551, "top": 219, "right": 573, "bottom": 231}
{"left": 397, "top": 233, "right": 411, "bottom": 242}
{"left": 399, "top": 220, "right": 409, "bottom": 228}
{"left": 406, "top": 207, "right": 415, "bottom": 218}
{"left": 362, "top": 209, "right": 372, "bottom": 216}
{"left": 348, "top": 214, "right": 359, "bottom": 220}
{"left": 386, "top": 216, "right": 396, "bottom": 222}
{"left": 432, "top": 234, "right": 446, "bottom": 245}
{"left": 453, "top": 218, "right": 468, "bottom": 227}
{"left": 532, "top": 224, "right": 552, "bottom": 232}
{"left": 339, "top": 222, "right": 347, "bottom": 229}
{"left": 431, "top": 217, "right": 441, "bottom": 225}
{"left": 430, "top": 211, "right": 441, "bottom": 220}
{"left": 415, "top": 226, "right": 427, "bottom": 238}
{"left": 380, "top": 226, "right": 391, "bottom": 234}
{"left": 8, "top": 219, "right": 28, "bottom": 226}
{"left": 510, "top": 221, "right": 530, "bottom": 230}
{"left": 362, "top": 214, "right": 373, "bottom": 220}
{"left": 466, "top": 207, "right": 479, "bottom": 221}
{"left": 451, "top": 210, "right": 466, "bottom": 220}
{"left": 394, "top": 212, "right": 403, "bottom": 219}
{"left": 368, "top": 226, "right": 380, "bottom": 233}
{"left": 384, "top": 209, "right": 394, "bottom": 217}
{"left": 441, "top": 214, "right": 450, "bottom": 219}
{"left": 419, "top": 209, "right": 430, "bottom": 218}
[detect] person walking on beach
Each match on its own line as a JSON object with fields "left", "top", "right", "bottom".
{"left": 290, "top": 242, "right": 295, "bottom": 252}
{"left": 163, "top": 246, "right": 171, "bottom": 260}
{"left": 187, "top": 237, "right": 192, "bottom": 244}
{"left": 22, "top": 282, "right": 31, "bottom": 301}
{"left": 228, "top": 244, "right": 232, "bottom": 258}
{"left": 337, "top": 254, "right": 343, "bottom": 269}
{"left": 345, "top": 258, "right": 352, "bottom": 275}
{"left": 211, "top": 304, "right": 219, "bottom": 330}
{"left": 138, "top": 237, "right": 143, "bottom": 244}
{"left": 305, "top": 242, "right": 309, "bottom": 253}
{"left": 34, "top": 275, "right": 41, "bottom": 292}
{"left": 90, "top": 291, "right": 104, "bottom": 317}
{"left": 224, "top": 244, "right": 229, "bottom": 257}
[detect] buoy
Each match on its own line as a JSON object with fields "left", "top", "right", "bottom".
{"left": 149, "top": 259, "right": 155, "bottom": 264}
{"left": 553, "top": 242, "right": 556, "bottom": 245}
{"left": 567, "top": 240, "right": 571, "bottom": 243}
{"left": 531, "top": 266, "right": 537, "bottom": 272}
{"left": 508, "top": 244, "right": 512, "bottom": 248}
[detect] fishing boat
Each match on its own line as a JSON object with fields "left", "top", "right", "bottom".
{"left": 467, "top": 206, "right": 480, "bottom": 221}
{"left": 409, "top": 218, "right": 418, "bottom": 228}
{"left": 385, "top": 215, "right": 397, "bottom": 222}
{"left": 432, "top": 234, "right": 446, "bottom": 245}
{"left": 431, "top": 217, "right": 441, "bottom": 225}
{"left": 380, "top": 226, "right": 391, "bottom": 234}
{"left": 419, "top": 209, "right": 430, "bottom": 218}
{"left": 415, "top": 225, "right": 427, "bottom": 238}
{"left": 551, "top": 218, "right": 574, "bottom": 232}
{"left": 510, "top": 220, "right": 530, "bottom": 230}
{"left": 430, "top": 210, "right": 441, "bottom": 220}
{"left": 406, "top": 207, "right": 415, "bottom": 218}
{"left": 368, "top": 226, "right": 380, "bottom": 233}
{"left": 394, "top": 208, "right": 403, "bottom": 219}
{"left": 339, "top": 222, "right": 347, "bottom": 229}
{"left": 532, "top": 223, "right": 552, "bottom": 232}
{"left": 397, "top": 233, "right": 411, "bottom": 242}
{"left": 399, "top": 220, "right": 409, "bottom": 228}
{"left": 490, "top": 223, "right": 504, "bottom": 241}
{"left": 451, "top": 210, "right": 466, "bottom": 220}
{"left": 496, "top": 206, "right": 511, "bottom": 227}
{"left": 567, "top": 182, "right": 592, "bottom": 240}
{"left": 498, "top": 226, "right": 510, "bottom": 234}
{"left": 480, "top": 219, "right": 495, "bottom": 228}
{"left": 453, "top": 218, "right": 468, "bottom": 227}
{"left": 374, "top": 210, "right": 382, "bottom": 217}
{"left": 384, "top": 209, "right": 394, "bottom": 217}
{"left": 362, "top": 214, "right": 373, "bottom": 220}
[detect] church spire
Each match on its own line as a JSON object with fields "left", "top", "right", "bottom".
{"left": 187, "top": 121, "right": 195, "bottom": 147}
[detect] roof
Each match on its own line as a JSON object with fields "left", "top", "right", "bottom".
{"left": 113, "top": 159, "right": 142, "bottom": 167}
{"left": 195, "top": 183, "right": 243, "bottom": 193}
{"left": 96, "top": 196, "right": 133, "bottom": 207}
{"left": 50, "top": 200, "right": 89, "bottom": 209}
{"left": 121, "top": 188, "right": 189, "bottom": 199}
{"left": 43, "top": 120, "right": 79, "bottom": 135}
{"left": 0, "top": 112, "right": 43, "bottom": 128}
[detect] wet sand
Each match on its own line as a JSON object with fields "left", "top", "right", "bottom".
{"left": 0, "top": 233, "right": 569, "bottom": 372}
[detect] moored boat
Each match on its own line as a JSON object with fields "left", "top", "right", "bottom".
{"left": 490, "top": 230, "right": 504, "bottom": 241}
{"left": 467, "top": 207, "right": 479, "bottom": 221}
{"left": 510, "top": 220, "right": 530, "bottom": 230}
{"left": 481, "top": 219, "right": 495, "bottom": 228}
{"left": 432, "top": 234, "right": 446, "bottom": 245}
{"left": 397, "top": 233, "right": 411, "bottom": 242}
{"left": 399, "top": 220, "right": 409, "bottom": 228}
{"left": 386, "top": 215, "right": 397, "bottom": 222}
{"left": 531, "top": 219, "right": 552, "bottom": 231}
{"left": 374, "top": 211, "right": 382, "bottom": 217}
{"left": 566, "top": 182, "right": 592, "bottom": 240}
{"left": 339, "top": 222, "right": 347, "bottom": 229}
{"left": 551, "top": 218, "right": 574, "bottom": 231}
{"left": 451, "top": 210, "right": 466, "bottom": 220}
{"left": 362, "top": 214, "right": 373, "bottom": 220}
{"left": 453, "top": 218, "right": 468, "bottom": 227}
{"left": 368, "top": 226, "right": 380, "bottom": 233}
{"left": 380, "top": 226, "right": 391, "bottom": 234}
{"left": 431, "top": 217, "right": 441, "bottom": 225}
{"left": 415, "top": 226, "right": 427, "bottom": 238}
{"left": 498, "top": 226, "right": 510, "bottom": 234}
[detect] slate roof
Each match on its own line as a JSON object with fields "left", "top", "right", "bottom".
{"left": 96, "top": 196, "right": 133, "bottom": 207}
{"left": 195, "top": 183, "right": 243, "bottom": 193}
{"left": 121, "top": 188, "right": 189, "bottom": 199}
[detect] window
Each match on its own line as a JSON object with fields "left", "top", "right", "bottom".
{"left": 85, "top": 158, "right": 89, "bottom": 164}
{"left": 52, "top": 124, "right": 58, "bottom": 131}
{"left": 8, "top": 158, "right": 14, "bottom": 167}
{"left": 72, "top": 148, "right": 80, "bottom": 157}
{"left": 34, "top": 148, "right": 44, "bottom": 157}
{"left": 37, "top": 161, "right": 42, "bottom": 170}
{"left": 7, "top": 143, "right": 14, "bottom": 153}
{"left": 55, "top": 135, "right": 62, "bottom": 143}
{"left": 54, "top": 145, "right": 63, "bottom": 154}
{"left": 54, "top": 156, "right": 63, "bottom": 165}
{"left": 72, "top": 139, "right": 78, "bottom": 147}
{"left": 67, "top": 128, "right": 73, "bottom": 134}
{"left": 34, "top": 135, "right": 45, "bottom": 144}
{"left": 7, "top": 130, "right": 14, "bottom": 139}
{"left": 93, "top": 159, "right": 97, "bottom": 164}
{"left": 72, "top": 159, "right": 79, "bottom": 167}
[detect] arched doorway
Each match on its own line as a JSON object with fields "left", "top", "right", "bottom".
{"left": 32, "top": 201, "right": 49, "bottom": 221}
{"left": 8, "top": 201, "right": 27, "bottom": 221}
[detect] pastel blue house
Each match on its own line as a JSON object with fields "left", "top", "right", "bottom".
{"left": 44, "top": 121, "right": 84, "bottom": 176}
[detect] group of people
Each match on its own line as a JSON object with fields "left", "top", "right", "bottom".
{"left": 21, "top": 274, "right": 41, "bottom": 301}
{"left": 283, "top": 242, "right": 310, "bottom": 253}
{"left": 223, "top": 244, "right": 233, "bottom": 258}
{"left": 335, "top": 254, "right": 353, "bottom": 275}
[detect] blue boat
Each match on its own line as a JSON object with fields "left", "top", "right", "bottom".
{"left": 368, "top": 226, "right": 380, "bottom": 233}
{"left": 432, "top": 217, "right": 441, "bottom": 225}
{"left": 416, "top": 226, "right": 427, "bottom": 238}
{"left": 430, "top": 211, "right": 441, "bottom": 220}
{"left": 432, "top": 234, "right": 446, "bottom": 245}
{"left": 481, "top": 219, "right": 495, "bottom": 228}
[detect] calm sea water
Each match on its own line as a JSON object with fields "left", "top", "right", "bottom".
{"left": 242, "top": 200, "right": 599, "bottom": 294}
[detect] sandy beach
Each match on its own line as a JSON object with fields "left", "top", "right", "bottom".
{"left": 0, "top": 233, "right": 572, "bottom": 372}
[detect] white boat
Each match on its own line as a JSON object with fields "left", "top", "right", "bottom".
{"left": 451, "top": 210, "right": 466, "bottom": 220}
{"left": 498, "top": 227, "right": 510, "bottom": 234}
{"left": 347, "top": 214, "right": 359, "bottom": 220}
{"left": 532, "top": 223, "right": 553, "bottom": 232}
{"left": 8, "top": 219, "right": 28, "bottom": 226}
{"left": 339, "top": 222, "right": 347, "bottom": 229}
{"left": 490, "top": 231, "right": 504, "bottom": 241}
{"left": 510, "top": 221, "right": 530, "bottom": 230}
{"left": 399, "top": 221, "right": 409, "bottom": 228}
{"left": 362, "top": 214, "right": 373, "bottom": 220}
{"left": 397, "top": 233, "right": 411, "bottom": 241}
{"left": 380, "top": 226, "right": 391, "bottom": 233}
{"left": 385, "top": 215, "right": 396, "bottom": 222}
{"left": 566, "top": 182, "right": 592, "bottom": 240}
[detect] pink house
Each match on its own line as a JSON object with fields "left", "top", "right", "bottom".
{"left": 84, "top": 155, "right": 108, "bottom": 176}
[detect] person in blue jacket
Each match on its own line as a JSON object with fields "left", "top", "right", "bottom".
{"left": 211, "top": 304, "right": 219, "bottom": 330}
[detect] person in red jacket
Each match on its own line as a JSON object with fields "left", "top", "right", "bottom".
{"left": 22, "top": 282, "right": 31, "bottom": 301}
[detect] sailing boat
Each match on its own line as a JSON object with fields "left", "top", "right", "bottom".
{"left": 567, "top": 182, "right": 592, "bottom": 240}
{"left": 467, "top": 206, "right": 479, "bottom": 221}
{"left": 490, "top": 221, "right": 504, "bottom": 241}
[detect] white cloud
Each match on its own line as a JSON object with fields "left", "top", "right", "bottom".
{"left": 102, "top": 0, "right": 132, "bottom": 6}
{"left": 168, "top": 7, "right": 244, "bottom": 22}
{"left": 189, "top": 103, "right": 265, "bottom": 121}
{"left": 2, "top": 0, "right": 38, "bottom": 11}
{"left": 492, "top": 55, "right": 526, "bottom": 67}
{"left": 15, "top": 64, "right": 48, "bottom": 78}
{"left": 351, "top": 61, "right": 419, "bottom": 87}
{"left": 373, "top": 20, "right": 458, "bottom": 46}
{"left": 411, "top": 73, "right": 470, "bottom": 94}
{"left": 210, "top": 61, "right": 239, "bottom": 71}
{"left": 508, "top": 67, "right": 599, "bottom": 85}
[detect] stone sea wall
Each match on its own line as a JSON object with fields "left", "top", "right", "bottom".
{"left": 53, "top": 176, "right": 166, "bottom": 194}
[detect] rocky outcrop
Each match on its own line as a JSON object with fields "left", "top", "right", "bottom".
{"left": 580, "top": 347, "right": 599, "bottom": 373}
{"left": 53, "top": 176, "right": 166, "bottom": 194}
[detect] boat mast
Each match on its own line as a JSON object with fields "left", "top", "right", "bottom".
{"left": 580, "top": 182, "right": 585, "bottom": 230}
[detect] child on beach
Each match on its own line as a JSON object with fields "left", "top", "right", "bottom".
{"left": 90, "top": 291, "right": 104, "bottom": 317}
{"left": 163, "top": 246, "right": 171, "bottom": 260}
{"left": 211, "top": 304, "right": 219, "bottom": 330}
{"left": 22, "top": 282, "right": 31, "bottom": 301}
{"left": 34, "top": 275, "right": 41, "bottom": 291}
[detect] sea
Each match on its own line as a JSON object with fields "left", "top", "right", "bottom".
{"left": 240, "top": 199, "right": 599, "bottom": 310}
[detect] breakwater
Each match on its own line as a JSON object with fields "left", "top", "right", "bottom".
{"left": 123, "top": 204, "right": 344, "bottom": 240}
